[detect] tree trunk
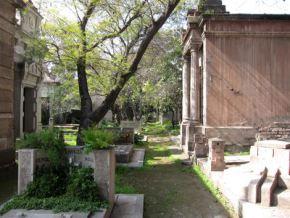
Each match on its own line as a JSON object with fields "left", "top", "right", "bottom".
{"left": 77, "top": 56, "right": 93, "bottom": 145}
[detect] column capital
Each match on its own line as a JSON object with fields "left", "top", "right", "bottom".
{"left": 190, "top": 43, "right": 201, "bottom": 53}
{"left": 182, "top": 55, "right": 190, "bottom": 62}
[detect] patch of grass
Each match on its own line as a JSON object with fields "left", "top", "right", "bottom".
{"left": 0, "top": 195, "right": 107, "bottom": 215}
{"left": 142, "top": 121, "right": 179, "bottom": 136}
{"left": 116, "top": 167, "right": 137, "bottom": 194}
{"left": 192, "top": 165, "right": 236, "bottom": 217}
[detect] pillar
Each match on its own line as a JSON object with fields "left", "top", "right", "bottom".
{"left": 182, "top": 56, "right": 190, "bottom": 121}
{"left": 190, "top": 45, "right": 200, "bottom": 123}
{"left": 180, "top": 56, "right": 191, "bottom": 149}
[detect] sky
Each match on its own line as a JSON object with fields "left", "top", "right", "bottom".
{"left": 32, "top": 0, "right": 290, "bottom": 15}
{"left": 223, "top": 0, "right": 290, "bottom": 14}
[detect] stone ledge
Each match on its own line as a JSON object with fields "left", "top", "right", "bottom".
{"left": 2, "top": 208, "right": 108, "bottom": 218}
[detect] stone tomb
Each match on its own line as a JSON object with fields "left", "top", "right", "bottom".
{"left": 120, "top": 121, "right": 141, "bottom": 131}
{"left": 18, "top": 147, "right": 115, "bottom": 215}
{"left": 106, "top": 128, "right": 134, "bottom": 145}
{"left": 114, "top": 144, "right": 134, "bottom": 163}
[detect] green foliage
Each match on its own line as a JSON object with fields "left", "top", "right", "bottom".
{"left": 134, "top": 133, "right": 145, "bottom": 145}
{"left": 142, "top": 121, "right": 179, "bottom": 136}
{"left": 116, "top": 167, "right": 137, "bottom": 194}
{"left": 99, "top": 120, "right": 119, "bottom": 128}
{"left": 82, "top": 128, "right": 115, "bottom": 152}
{"left": 66, "top": 168, "right": 99, "bottom": 201}
{"left": 0, "top": 166, "right": 106, "bottom": 215}
{"left": 16, "top": 129, "right": 66, "bottom": 166}
{"left": 0, "top": 195, "right": 107, "bottom": 215}
{"left": 26, "top": 166, "right": 69, "bottom": 198}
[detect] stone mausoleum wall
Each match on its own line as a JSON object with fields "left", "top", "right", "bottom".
{"left": 0, "top": 0, "right": 24, "bottom": 167}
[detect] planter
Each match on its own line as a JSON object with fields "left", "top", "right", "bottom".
{"left": 89, "top": 149, "right": 115, "bottom": 209}
{"left": 17, "top": 149, "right": 49, "bottom": 194}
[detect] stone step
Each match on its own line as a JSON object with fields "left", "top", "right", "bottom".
{"left": 261, "top": 170, "right": 280, "bottom": 207}
{"left": 273, "top": 189, "right": 290, "bottom": 208}
{"left": 248, "top": 168, "right": 267, "bottom": 203}
{"left": 114, "top": 144, "right": 134, "bottom": 163}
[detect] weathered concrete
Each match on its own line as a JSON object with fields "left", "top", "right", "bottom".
{"left": 91, "top": 149, "right": 115, "bottom": 209}
{"left": 117, "top": 149, "right": 145, "bottom": 168}
{"left": 114, "top": 144, "right": 134, "bottom": 163}
{"left": 111, "top": 194, "right": 144, "bottom": 218}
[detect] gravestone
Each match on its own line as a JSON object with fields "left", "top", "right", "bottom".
{"left": 208, "top": 138, "right": 225, "bottom": 171}
{"left": 120, "top": 121, "right": 141, "bottom": 131}
{"left": 114, "top": 144, "right": 134, "bottom": 163}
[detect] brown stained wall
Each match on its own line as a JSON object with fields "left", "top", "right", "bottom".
{"left": 0, "top": 0, "right": 17, "bottom": 166}
{"left": 204, "top": 19, "right": 290, "bottom": 127}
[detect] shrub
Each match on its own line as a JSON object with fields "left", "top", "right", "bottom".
{"left": 16, "top": 128, "right": 66, "bottom": 166}
{"left": 66, "top": 167, "right": 100, "bottom": 201}
{"left": 82, "top": 128, "right": 115, "bottom": 152}
{"left": 26, "top": 165, "right": 69, "bottom": 198}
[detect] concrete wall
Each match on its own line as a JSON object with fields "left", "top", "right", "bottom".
{"left": 204, "top": 19, "right": 290, "bottom": 128}
{"left": 0, "top": 0, "right": 17, "bottom": 166}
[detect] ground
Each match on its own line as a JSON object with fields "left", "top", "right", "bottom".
{"left": 117, "top": 136, "right": 232, "bottom": 218}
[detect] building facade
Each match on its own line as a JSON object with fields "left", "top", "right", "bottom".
{"left": 14, "top": 1, "right": 43, "bottom": 138}
{"left": 181, "top": 0, "right": 290, "bottom": 156}
{"left": 0, "top": 0, "right": 25, "bottom": 167}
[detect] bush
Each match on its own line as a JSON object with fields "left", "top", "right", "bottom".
{"left": 66, "top": 167, "right": 100, "bottom": 201}
{"left": 26, "top": 166, "right": 69, "bottom": 198}
{"left": 16, "top": 128, "right": 66, "bottom": 166}
{"left": 82, "top": 128, "right": 115, "bottom": 152}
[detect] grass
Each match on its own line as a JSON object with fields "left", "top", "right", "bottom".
{"left": 192, "top": 165, "right": 236, "bottom": 217}
{"left": 142, "top": 121, "right": 179, "bottom": 136}
{"left": 116, "top": 167, "right": 138, "bottom": 194}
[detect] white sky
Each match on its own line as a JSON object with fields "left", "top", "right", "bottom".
{"left": 32, "top": 0, "right": 290, "bottom": 15}
{"left": 222, "top": 0, "right": 290, "bottom": 14}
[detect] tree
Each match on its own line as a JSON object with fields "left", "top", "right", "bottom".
{"left": 41, "top": 0, "right": 181, "bottom": 142}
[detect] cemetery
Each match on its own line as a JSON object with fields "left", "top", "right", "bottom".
{"left": 1, "top": 0, "right": 290, "bottom": 217}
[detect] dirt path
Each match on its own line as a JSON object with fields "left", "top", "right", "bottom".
{"left": 117, "top": 136, "right": 231, "bottom": 218}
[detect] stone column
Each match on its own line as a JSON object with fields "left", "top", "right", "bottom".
{"left": 180, "top": 56, "right": 191, "bottom": 149}
{"left": 182, "top": 56, "right": 190, "bottom": 121}
{"left": 190, "top": 45, "right": 200, "bottom": 123}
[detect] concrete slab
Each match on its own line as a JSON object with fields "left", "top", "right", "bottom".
{"left": 255, "top": 140, "right": 290, "bottom": 149}
{"left": 225, "top": 155, "right": 250, "bottom": 164}
{"left": 117, "top": 149, "right": 145, "bottom": 168}
{"left": 241, "top": 201, "right": 290, "bottom": 218}
{"left": 2, "top": 209, "right": 107, "bottom": 218}
{"left": 111, "top": 194, "right": 144, "bottom": 218}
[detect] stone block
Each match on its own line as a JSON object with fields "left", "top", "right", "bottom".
{"left": 274, "top": 189, "right": 290, "bottom": 208}
{"left": 18, "top": 149, "right": 36, "bottom": 194}
{"left": 114, "top": 144, "right": 134, "bottom": 163}
{"left": 261, "top": 170, "right": 280, "bottom": 207}
{"left": 247, "top": 168, "right": 267, "bottom": 203}
{"left": 255, "top": 140, "right": 290, "bottom": 149}
{"left": 208, "top": 138, "right": 225, "bottom": 171}
{"left": 91, "top": 149, "right": 115, "bottom": 209}
{"left": 18, "top": 149, "right": 50, "bottom": 194}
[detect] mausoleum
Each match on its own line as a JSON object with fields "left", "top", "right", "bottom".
{"left": 181, "top": 0, "right": 290, "bottom": 155}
